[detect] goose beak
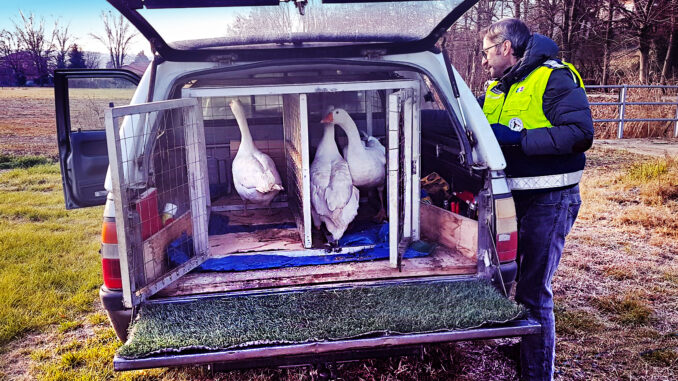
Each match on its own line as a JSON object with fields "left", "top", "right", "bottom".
{"left": 321, "top": 112, "right": 333, "bottom": 124}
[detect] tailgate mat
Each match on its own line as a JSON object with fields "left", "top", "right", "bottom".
{"left": 117, "top": 280, "right": 525, "bottom": 359}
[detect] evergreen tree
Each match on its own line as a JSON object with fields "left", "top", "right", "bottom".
{"left": 67, "top": 43, "right": 86, "bottom": 68}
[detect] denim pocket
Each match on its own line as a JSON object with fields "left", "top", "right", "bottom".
{"left": 566, "top": 187, "right": 582, "bottom": 228}
{"left": 533, "top": 189, "right": 564, "bottom": 207}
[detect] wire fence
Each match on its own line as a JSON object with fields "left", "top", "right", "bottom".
{"left": 586, "top": 85, "right": 678, "bottom": 139}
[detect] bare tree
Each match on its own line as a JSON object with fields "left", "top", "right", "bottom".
{"left": 90, "top": 11, "right": 138, "bottom": 69}
{"left": 84, "top": 51, "right": 101, "bottom": 69}
{"left": 13, "top": 11, "right": 54, "bottom": 85}
{"left": 617, "top": 0, "right": 672, "bottom": 83}
{"left": 53, "top": 22, "right": 71, "bottom": 69}
{"left": 660, "top": 0, "right": 677, "bottom": 83}
{"left": 601, "top": 0, "right": 617, "bottom": 85}
{"left": 0, "top": 29, "right": 26, "bottom": 84}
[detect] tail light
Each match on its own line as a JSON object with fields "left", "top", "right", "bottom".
{"left": 494, "top": 197, "right": 518, "bottom": 262}
{"left": 101, "top": 217, "right": 122, "bottom": 289}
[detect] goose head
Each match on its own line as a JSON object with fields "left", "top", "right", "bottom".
{"left": 320, "top": 108, "right": 353, "bottom": 127}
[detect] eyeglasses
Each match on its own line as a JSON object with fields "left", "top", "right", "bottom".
{"left": 481, "top": 41, "right": 503, "bottom": 59}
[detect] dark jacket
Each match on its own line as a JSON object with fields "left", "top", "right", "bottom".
{"left": 485, "top": 34, "right": 594, "bottom": 184}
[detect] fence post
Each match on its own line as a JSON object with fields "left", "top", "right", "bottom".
{"left": 617, "top": 85, "right": 627, "bottom": 139}
{"left": 674, "top": 93, "right": 678, "bottom": 138}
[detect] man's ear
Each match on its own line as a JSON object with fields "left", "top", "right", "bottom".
{"left": 502, "top": 40, "right": 513, "bottom": 57}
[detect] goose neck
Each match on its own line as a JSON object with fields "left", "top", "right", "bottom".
{"left": 234, "top": 112, "right": 254, "bottom": 150}
{"left": 318, "top": 124, "right": 340, "bottom": 156}
{"left": 337, "top": 119, "right": 362, "bottom": 145}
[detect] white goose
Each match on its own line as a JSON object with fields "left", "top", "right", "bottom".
{"left": 321, "top": 108, "right": 387, "bottom": 221}
{"left": 230, "top": 99, "right": 284, "bottom": 212}
{"left": 310, "top": 119, "right": 360, "bottom": 247}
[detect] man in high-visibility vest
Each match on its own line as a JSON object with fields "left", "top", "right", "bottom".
{"left": 480, "top": 18, "right": 593, "bottom": 381}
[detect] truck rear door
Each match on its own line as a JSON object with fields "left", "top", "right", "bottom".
{"left": 54, "top": 69, "right": 140, "bottom": 209}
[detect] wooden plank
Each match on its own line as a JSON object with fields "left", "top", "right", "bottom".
{"left": 215, "top": 207, "right": 295, "bottom": 226}
{"left": 185, "top": 101, "right": 210, "bottom": 257}
{"left": 209, "top": 228, "right": 304, "bottom": 255}
{"left": 142, "top": 211, "right": 193, "bottom": 282}
{"left": 157, "top": 244, "right": 476, "bottom": 297}
{"left": 388, "top": 91, "right": 401, "bottom": 268}
{"left": 299, "top": 94, "right": 312, "bottom": 249}
{"left": 419, "top": 203, "right": 477, "bottom": 259}
{"left": 403, "top": 93, "right": 413, "bottom": 239}
{"left": 282, "top": 93, "right": 312, "bottom": 248}
{"left": 411, "top": 88, "right": 421, "bottom": 241}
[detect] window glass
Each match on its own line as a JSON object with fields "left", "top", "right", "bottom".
{"left": 68, "top": 77, "right": 136, "bottom": 131}
{"left": 138, "top": 0, "right": 462, "bottom": 48}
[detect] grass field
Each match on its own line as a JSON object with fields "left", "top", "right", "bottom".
{"left": 0, "top": 87, "right": 676, "bottom": 380}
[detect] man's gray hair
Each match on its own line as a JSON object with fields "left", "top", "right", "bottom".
{"left": 483, "top": 18, "right": 532, "bottom": 58}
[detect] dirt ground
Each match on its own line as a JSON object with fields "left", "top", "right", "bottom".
{"left": 596, "top": 138, "right": 678, "bottom": 157}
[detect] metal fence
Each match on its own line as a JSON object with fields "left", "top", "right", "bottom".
{"left": 586, "top": 85, "right": 678, "bottom": 138}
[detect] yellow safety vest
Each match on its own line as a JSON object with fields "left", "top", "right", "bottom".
{"left": 482, "top": 60, "right": 585, "bottom": 132}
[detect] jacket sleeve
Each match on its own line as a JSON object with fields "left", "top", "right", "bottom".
{"left": 520, "top": 68, "right": 594, "bottom": 155}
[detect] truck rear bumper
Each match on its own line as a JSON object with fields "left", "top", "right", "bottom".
{"left": 100, "top": 286, "right": 132, "bottom": 342}
{"left": 113, "top": 319, "right": 540, "bottom": 371}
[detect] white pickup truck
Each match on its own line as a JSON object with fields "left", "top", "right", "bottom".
{"left": 54, "top": 0, "right": 536, "bottom": 372}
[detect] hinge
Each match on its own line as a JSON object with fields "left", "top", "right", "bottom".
{"left": 411, "top": 159, "right": 418, "bottom": 175}
{"left": 209, "top": 54, "right": 238, "bottom": 65}
{"left": 465, "top": 128, "right": 476, "bottom": 147}
{"left": 361, "top": 49, "right": 387, "bottom": 60}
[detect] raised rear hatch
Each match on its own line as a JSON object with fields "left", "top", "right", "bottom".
{"left": 108, "top": 0, "right": 478, "bottom": 61}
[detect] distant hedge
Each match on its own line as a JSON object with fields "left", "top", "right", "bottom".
{"left": 0, "top": 154, "right": 52, "bottom": 169}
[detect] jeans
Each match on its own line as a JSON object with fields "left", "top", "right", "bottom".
{"left": 513, "top": 185, "right": 581, "bottom": 381}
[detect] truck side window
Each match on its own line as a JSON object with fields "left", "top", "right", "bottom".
{"left": 67, "top": 77, "right": 136, "bottom": 131}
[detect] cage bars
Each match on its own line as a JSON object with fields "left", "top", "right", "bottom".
{"left": 106, "top": 98, "right": 210, "bottom": 308}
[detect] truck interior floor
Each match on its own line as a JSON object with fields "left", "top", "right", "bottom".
{"left": 157, "top": 243, "right": 477, "bottom": 297}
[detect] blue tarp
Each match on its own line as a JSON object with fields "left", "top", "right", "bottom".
{"left": 168, "top": 213, "right": 433, "bottom": 272}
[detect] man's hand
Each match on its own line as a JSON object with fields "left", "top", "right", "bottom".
{"left": 491, "top": 123, "right": 522, "bottom": 145}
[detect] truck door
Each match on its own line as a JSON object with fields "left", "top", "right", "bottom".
{"left": 54, "top": 69, "right": 140, "bottom": 209}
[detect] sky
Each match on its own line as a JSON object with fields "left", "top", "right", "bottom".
{"left": 0, "top": 0, "right": 152, "bottom": 57}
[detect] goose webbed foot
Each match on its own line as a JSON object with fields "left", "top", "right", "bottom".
{"left": 321, "top": 225, "right": 341, "bottom": 253}
{"left": 371, "top": 186, "right": 387, "bottom": 223}
{"left": 324, "top": 240, "right": 341, "bottom": 253}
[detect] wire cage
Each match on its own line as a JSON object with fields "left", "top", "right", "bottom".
{"left": 105, "top": 98, "right": 209, "bottom": 307}
{"left": 183, "top": 80, "right": 420, "bottom": 264}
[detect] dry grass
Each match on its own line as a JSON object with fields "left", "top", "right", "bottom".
{"left": 0, "top": 88, "right": 60, "bottom": 157}
{"left": 0, "top": 87, "right": 133, "bottom": 157}
{"left": 553, "top": 146, "right": 678, "bottom": 380}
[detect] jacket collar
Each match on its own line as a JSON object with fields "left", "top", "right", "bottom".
{"left": 496, "top": 34, "right": 559, "bottom": 92}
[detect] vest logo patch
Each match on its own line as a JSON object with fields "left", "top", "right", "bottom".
{"left": 516, "top": 86, "right": 525, "bottom": 93}
{"left": 508, "top": 118, "right": 524, "bottom": 131}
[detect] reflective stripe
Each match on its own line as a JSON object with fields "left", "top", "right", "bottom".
{"left": 101, "top": 243, "right": 119, "bottom": 259}
{"left": 507, "top": 170, "right": 583, "bottom": 190}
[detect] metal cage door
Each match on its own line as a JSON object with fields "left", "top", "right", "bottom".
{"left": 105, "top": 98, "right": 210, "bottom": 308}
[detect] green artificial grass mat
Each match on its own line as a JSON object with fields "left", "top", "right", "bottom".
{"left": 117, "top": 280, "right": 525, "bottom": 359}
